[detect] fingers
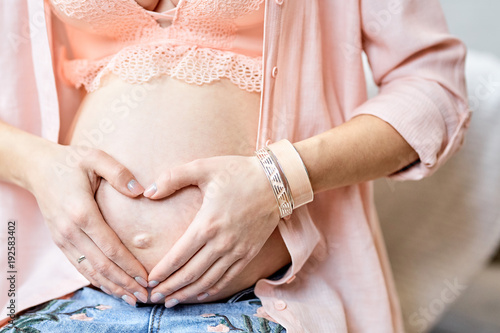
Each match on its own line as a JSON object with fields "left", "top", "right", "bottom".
{"left": 85, "top": 149, "right": 144, "bottom": 197}
{"left": 144, "top": 159, "right": 206, "bottom": 199}
{"left": 58, "top": 235, "right": 142, "bottom": 306}
{"left": 147, "top": 210, "right": 209, "bottom": 285}
{"left": 163, "top": 258, "right": 248, "bottom": 307}
{"left": 77, "top": 198, "right": 149, "bottom": 292}
{"left": 70, "top": 227, "right": 148, "bottom": 296}
{"left": 200, "top": 259, "right": 248, "bottom": 300}
{"left": 148, "top": 245, "right": 222, "bottom": 302}
{"left": 148, "top": 222, "right": 205, "bottom": 287}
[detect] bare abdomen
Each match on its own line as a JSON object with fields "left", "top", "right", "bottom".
{"left": 64, "top": 74, "right": 291, "bottom": 303}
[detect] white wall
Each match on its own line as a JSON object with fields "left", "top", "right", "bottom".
{"left": 440, "top": 0, "right": 500, "bottom": 56}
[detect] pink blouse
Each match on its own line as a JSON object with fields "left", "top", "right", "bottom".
{"left": 0, "top": 0, "right": 471, "bottom": 332}
{"left": 48, "top": 0, "right": 264, "bottom": 92}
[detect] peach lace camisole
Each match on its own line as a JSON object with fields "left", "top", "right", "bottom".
{"left": 49, "top": 0, "right": 265, "bottom": 93}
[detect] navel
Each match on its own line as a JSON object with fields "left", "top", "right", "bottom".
{"left": 132, "top": 233, "right": 153, "bottom": 249}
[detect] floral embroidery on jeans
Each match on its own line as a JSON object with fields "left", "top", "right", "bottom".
{"left": 1, "top": 299, "right": 112, "bottom": 333}
{"left": 201, "top": 300, "right": 285, "bottom": 333}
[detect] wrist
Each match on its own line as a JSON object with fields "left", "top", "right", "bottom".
{"left": 249, "top": 155, "right": 282, "bottom": 218}
{"left": 0, "top": 122, "right": 49, "bottom": 191}
{"left": 13, "top": 132, "right": 60, "bottom": 194}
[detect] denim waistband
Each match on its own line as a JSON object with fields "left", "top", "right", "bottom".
{"left": 222, "top": 262, "right": 292, "bottom": 303}
{"left": 267, "top": 262, "right": 292, "bottom": 281}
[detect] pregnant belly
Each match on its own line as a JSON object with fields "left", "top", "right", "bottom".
{"left": 63, "top": 74, "right": 291, "bottom": 302}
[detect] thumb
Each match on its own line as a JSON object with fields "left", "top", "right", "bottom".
{"left": 144, "top": 159, "right": 206, "bottom": 199}
{"left": 86, "top": 150, "right": 145, "bottom": 197}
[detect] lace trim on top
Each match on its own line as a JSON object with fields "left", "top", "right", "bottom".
{"left": 51, "top": 0, "right": 264, "bottom": 93}
{"left": 63, "top": 43, "right": 262, "bottom": 92}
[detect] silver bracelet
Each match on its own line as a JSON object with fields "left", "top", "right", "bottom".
{"left": 265, "top": 146, "right": 295, "bottom": 210}
{"left": 254, "top": 147, "right": 293, "bottom": 219}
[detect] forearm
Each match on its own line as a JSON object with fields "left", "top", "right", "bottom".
{"left": 294, "top": 114, "right": 419, "bottom": 194}
{"left": 0, "top": 120, "right": 52, "bottom": 190}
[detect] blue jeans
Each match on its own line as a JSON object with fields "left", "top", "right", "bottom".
{"left": 2, "top": 264, "right": 290, "bottom": 333}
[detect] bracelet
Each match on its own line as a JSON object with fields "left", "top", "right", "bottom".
{"left": 265, "top": 147, "right": 295, "bottom": 209}
{"left": 254, "top": 147, "right": 294, "bottom": 219}
{"left": 266, "top": 139, "right": 313, "bottom": 209}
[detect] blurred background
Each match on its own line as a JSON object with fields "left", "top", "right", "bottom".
{"left": 440, "top": 0, "right": 500, "bottom": 55}
{"left": 432, "top": 0, "right": 500, "bottom": 331}
{"left": 370, "top": 1, "right": 500, "bottom": 333}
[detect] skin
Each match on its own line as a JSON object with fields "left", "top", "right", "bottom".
{"left": 145, "top": 114, "right": 418, "bottom": 307}
{"left": 0, "top": 0, "right": 419, "bottom": 308}
{"left": 0, "top": 121, "right": 149, "bottom": 305}
{"left": 63, "top": 74, "right": 292, "bottom": 304}
{"left": 136, "top": 0, "right": 166, "bottom": 11}
{"left": 0, "top": 80, "right": 417, "bottom": 308}
{"left": 136, "top": 0, "right": 178, "bottom": 12}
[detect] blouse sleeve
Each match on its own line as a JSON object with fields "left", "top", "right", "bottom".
{"left": 350, "top": 0, "right": 472, "bottom": 180}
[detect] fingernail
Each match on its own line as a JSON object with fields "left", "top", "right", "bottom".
{"left": 121, "top": 295, "right": 136, "bottom": 306}
{"left": 150, "top": 293, "right": 165, "bottom": 303}
{"left": 100, "top": 285, "right": 112, "bottom": 295}
{"left": 197, "top": 292, "right": 209, "bottom": 301}
{"left": 134, "top": 292, "right": 148, "bottom": 303}
{"left": 165, "top": 298, "right": 179, "bottom": 308}
{"left": 143, "top": 183, "right": 157, "bottom": 197}
{"left": 127, "top": 179, "right": 144, "bottom": 195}
{"left": 148, "top": 280, "right": 159, "bottom": 288}
{"left": 135, "top": 276, "right": 148, "bottom": 288}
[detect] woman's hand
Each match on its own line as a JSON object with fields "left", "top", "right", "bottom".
{"left": 28, "top": 142, "right": 150, "bottom": 306}
{"left": 144, "top": 155, "right": 281, "bottom": 307}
